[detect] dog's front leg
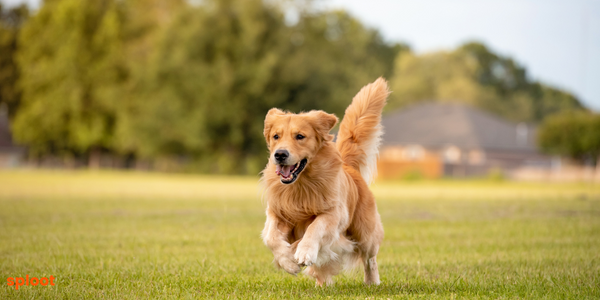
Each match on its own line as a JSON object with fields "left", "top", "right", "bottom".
{"left": 294, "top": 212, "right": 340, "bottom": 267}
{"left": 262, "top": 210, "right": 301, "bottom": 275}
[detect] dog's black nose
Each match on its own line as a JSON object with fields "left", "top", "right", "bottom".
{"left": 274, "top": 149, "right": 289, "bottom": 162}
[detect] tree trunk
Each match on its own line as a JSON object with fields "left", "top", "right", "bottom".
{"left": 596, "top": 155, "right": 600, "bottom": 183}
{"left": 89, "top": 148, "right": 101, "bottom": 169}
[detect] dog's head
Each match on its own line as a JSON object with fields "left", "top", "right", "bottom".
{"left": 264, "top": 108, "right": 338, "bottom": 184}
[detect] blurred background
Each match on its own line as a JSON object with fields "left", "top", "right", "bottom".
{"left": 0, "top": 0, "right": 599, "bottom": 181}
{"left": 1, "top": 2, "right": 599, "bottom": 298}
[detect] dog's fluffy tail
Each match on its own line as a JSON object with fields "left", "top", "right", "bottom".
{"left": 336, "top": 77, "right": 389, "bottom": 185}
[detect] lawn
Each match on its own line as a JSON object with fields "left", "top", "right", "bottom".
{"left": 0, "top": 170, "right": 599, "bottom": 299}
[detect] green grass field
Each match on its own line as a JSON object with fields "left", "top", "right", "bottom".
{"left": 1, "top": 170, "right": 599, "bottom": 299}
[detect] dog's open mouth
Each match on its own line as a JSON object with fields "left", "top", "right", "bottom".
{"left": 276, "top": 158, "right": 308, "bottom": 184}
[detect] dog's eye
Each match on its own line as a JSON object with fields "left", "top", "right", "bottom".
{"left": 296, "top": 134, "right": 305, "bottom": 140}
{"left": 273, "top": 134, "right": 279, "bottom": 140}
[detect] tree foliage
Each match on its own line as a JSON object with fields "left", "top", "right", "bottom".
{"left": 389, "top": 42, "right": 585, "bottom": 123}
{"left": 13, "top": 0, "right": 398, "bottom": 172}
{"left": 114, "top": 0, "right": 398, "bottom": 173}
{"left": 0, "top": 3, "right": 28, "bottom": 117}
{"left": 9, "top": 1, "right": 588, "bottom": 173}
{"left": 13, "top": 0, "right": 127, "bottom": 156}
{"left": 537, "top": 112, "right": 600, "bottom": 166}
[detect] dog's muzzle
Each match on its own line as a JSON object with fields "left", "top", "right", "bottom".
{"left": 275, "top": 158, "right": 308, "bottom": 184}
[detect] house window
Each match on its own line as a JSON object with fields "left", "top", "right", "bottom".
{"left": 443, "top": 146, "right": 461, "bottom": 163}
{"left": 517, "top": 123, "right": 528, "bottom": 146}
{"left": 468, "top": 150, "right": 485, "bottom": 165}
{"left": 403, "top": 145, "right": 424, "bottom": 161}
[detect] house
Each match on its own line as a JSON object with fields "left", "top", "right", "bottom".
{"left": 377, "top": 103, "right": 553, "bottom": 179}
{"left": 0, "top": 105, "right": 24, "bottom": 168}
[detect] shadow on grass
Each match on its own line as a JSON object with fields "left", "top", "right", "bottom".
{"left": 196, "top": 275, "right": 504, "bottom": 298}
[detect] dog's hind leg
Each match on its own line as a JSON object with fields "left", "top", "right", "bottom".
{"left": 359, "top": 221, "right": 382, "bottom": 285}
{"left": 354, "top": 207, "right": 383, "bottom": 285}
{"left": 359, "top": 229, "right": 382, "bottom": 285}
{"left": 363, "top": 251, "right": 380, "bottom": 285}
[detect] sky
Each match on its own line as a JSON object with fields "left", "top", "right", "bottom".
{"left": 321, "top": 0, "right": 600, "bottom": 111}
{"left": 3, "top": 0, "right": 600, "bottom": 111}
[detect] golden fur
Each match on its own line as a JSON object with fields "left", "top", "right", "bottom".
{"left": 261, "top": 78, "right": 389, "bottom": 286}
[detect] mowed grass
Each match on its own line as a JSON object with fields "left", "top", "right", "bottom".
{"left": 0, "top": 171, "right": 599, "bottom": 299}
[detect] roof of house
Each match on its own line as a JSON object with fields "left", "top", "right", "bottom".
{"left": 381, "top": 102, "right": 537, "bottom": 151}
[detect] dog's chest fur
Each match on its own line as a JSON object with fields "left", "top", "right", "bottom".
{"left": 263, "top": 143, "right": 343, "bottom": 225}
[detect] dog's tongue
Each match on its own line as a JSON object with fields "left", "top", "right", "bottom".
{"left": 276, "top": 165, "right": 293, "bottom": 177}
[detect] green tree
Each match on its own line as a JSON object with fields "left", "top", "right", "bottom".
{"left": 388, "top": 42, "right": 585, "bottom": 123}
{"left": 118, "top": 0, "right": 397, "bottom": 174}
{"left": 10, "top": 0, "right": 402, "bottom": 173}
{"left": 13, "top": 0, "right": 127, "bottom": 161}
{"left": 538, "top": 112, "right": 600, "bottom": 166}
{"left": 0, "top": 3, "right": 28, "bottom": 117}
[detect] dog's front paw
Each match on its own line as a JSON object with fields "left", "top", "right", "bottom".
{"left": 275, "top": 255, "right": 301, "bottom": 275}
{"left": 294, "top": 240, "right": 319, "bottom": 266}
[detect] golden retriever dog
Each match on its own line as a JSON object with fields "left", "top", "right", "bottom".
{"left": 260, "top": 78, "right": 389, "bottom": 286}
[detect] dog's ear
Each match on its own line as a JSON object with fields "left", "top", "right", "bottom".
{"left": 264, "top": 108, "right": 285, "bottom": 142}
{"left": 308, "top": 110, "right": 338, "bottom": 142}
